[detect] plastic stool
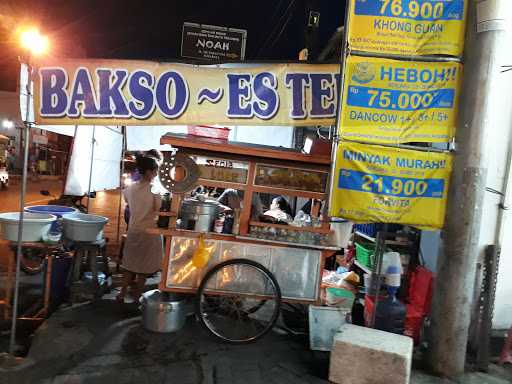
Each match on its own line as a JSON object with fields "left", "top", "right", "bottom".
{"left": 69, "top": 239, "right": 109, "bottom": 293}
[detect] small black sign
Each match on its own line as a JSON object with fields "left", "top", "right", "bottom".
{"left": 181, "top": 22, "right": 247, "bottom": 62}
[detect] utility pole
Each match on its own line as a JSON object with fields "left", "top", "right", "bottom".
{"left": 427, "top": 0, "right": 510, "bottom": 376}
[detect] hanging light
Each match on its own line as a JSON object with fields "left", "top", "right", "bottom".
{"left": 19, "top": 27, "right": 49, "bottom": 56}
{"left": 2, "top": 119, "right": 14, "bottom": 129}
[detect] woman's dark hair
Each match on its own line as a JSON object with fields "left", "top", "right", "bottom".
{"left": 218, "top": 189, "right": 240, "bottom": 208}
{"left": 145, "top": 149, "right": 163, "bottom": 164}
{"left": 135, "top": 155, "right": 159, "bottom": 175}
{"left": 274, "top": 196, "right": 292, "bottom": 216}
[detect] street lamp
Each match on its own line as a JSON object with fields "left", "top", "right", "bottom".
{"left": 2, "top": 119, "right": 14, "bottom": 129}
{"left": 17, "top": 27, "right": 50, "bottom": 123}
{"left": 9, "top": 26, "right": 50, "bottom": 357}
{"left": 19, "top": 27, "right": 49, "bottom": 56}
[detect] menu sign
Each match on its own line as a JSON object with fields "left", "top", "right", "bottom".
{"left": 194, "top": 156, "right": 249, "bottom": 184}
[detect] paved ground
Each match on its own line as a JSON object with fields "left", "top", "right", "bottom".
{"left": 1, "top": 179, "right": 512, "bottom": 384}
{"left": 2, "top": 299, "right": 331, "bottom": 384}
{"left": 0, "top": 296, "right": 511, "bottom": 384}
{"left": 0, "top": 177, "right": 64, "bottom": 215}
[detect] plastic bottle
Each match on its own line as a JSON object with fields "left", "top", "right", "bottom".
{"left": 222, "top": 214, "right": 234, "bottom": 234}
{"left": 232, "top": 208, "right": 240, "bottom": 235}
{"left": 214, "top": 216, "right": 225, "bottom": 233}
{"left": 382, "top": 251, "right": 402, "bottom": 293}
{"left": 374, "top": 288, "right": 406, "bottom": 335}
{"left": 157, "top": 193, "right": 171, "bottom": 228}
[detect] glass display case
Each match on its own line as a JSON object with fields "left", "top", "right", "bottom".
{"left": 254, "top": 164, "right": 328, "bottom": 193}
{"left": 166, "top": 236, "right": 321, "bottom": 301}
{"left": 194, "top": 155, "right": 249, "bottom": 184}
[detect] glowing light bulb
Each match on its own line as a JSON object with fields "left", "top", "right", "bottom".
{"left": 20, "top": 28, "right": 49, "bottom": 55}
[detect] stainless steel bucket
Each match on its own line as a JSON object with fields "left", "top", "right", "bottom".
{"left": 140, "top": 290, "right": 188, "bottom": 333}
{"left": 179, "top": 198, "right": 220, "bottom": 232}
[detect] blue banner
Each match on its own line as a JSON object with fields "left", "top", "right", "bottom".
{"left": 338, "top": 169, "right": 445, "bottom": 199}
{"left": 354, "top": 0, "right": 464, "bottom": 21}
{"left": 346, "top": 86, "right": 455, "bottom": 111}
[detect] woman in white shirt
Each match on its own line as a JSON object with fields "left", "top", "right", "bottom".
{"left": 117, "top": 155, "right": 163, "bottom": 303}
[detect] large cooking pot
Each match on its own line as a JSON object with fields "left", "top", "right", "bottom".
{"left": 179, "top": 197, "right": 220, "bottom": 232}
{"left": 140, "top": 290, "right": 188, "bottom": 333}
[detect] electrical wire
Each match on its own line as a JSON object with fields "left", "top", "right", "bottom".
{"left": 501, "top": 65, "right": 512, "bottom": 73}
{"left": 256, "top": 0, "right": 296, "bottom": 58}
{"left": 254, "top": 0, "right": 287, "bottom": 58}
{"left": 485, "top": 187, "right": 504, "bottom": 196}
{"left": 265, "top": 0, "right": 297, "bottom": 52}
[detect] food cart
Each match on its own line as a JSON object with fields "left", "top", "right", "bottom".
{"left": 148, "top": 131, "right": 339, "bottom": 343}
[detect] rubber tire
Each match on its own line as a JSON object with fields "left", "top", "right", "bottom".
{"left": 195, "top": 258, "right": 282, "bottom": 344}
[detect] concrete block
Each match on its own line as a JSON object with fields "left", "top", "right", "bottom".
{"left": 329, "top": 324, "right": 413, "bottom": 384}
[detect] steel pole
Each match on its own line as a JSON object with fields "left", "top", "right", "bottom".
{"left": 86, "top": 126, "right": 96, "bottom": 212}
{"left": 9, "top": 62, "right": 32, "bottom": 354}
{"left": 116, "top": 126, "right": 126, "bottom": 244}
{"left": 426, "top": 0, "right": 508, "bottom": 376}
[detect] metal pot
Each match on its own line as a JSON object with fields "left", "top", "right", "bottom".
{"left": 179, "top": 197, "right": 220, "bottom": 232}
{"left": 140, "top": 290, "right": 188, "bottom": 333}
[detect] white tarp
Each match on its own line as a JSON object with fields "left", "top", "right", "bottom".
{"left": 19, "top": 63, "right": 33, "bottom": 123}
{"left": 37, "top": 125, "right": 75, "bottom": 137}
{"left": 64, "top": 125, "right": 123, "bottom": 195}
{"left": 232, "top": 126, "right": 293, "bottom": 148}
{"left": 126, "top": 126, "right": 187, "bottom": 151}
{"left": 126, "top": 125, "right": 294, "bottom": 151}
{"left": 63, "top": 124, "right": 293, "bottom": 195}
{"left": 38, "top": 125, "right": 294, "bottom": 150}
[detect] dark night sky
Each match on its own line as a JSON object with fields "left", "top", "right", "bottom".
{"left": 0, "top": 0, "right": 345, "bottom": 91}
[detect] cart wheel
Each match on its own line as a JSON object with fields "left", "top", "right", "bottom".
{"left": 195, "top": 258, "right": 281, "bottom": 344}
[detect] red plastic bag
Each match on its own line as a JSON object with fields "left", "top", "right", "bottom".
{"left": 405, "top": 305, "right": 423, "bottom": 344}
{"left": 408, "top": 266, "right": 434, "bottom": 316}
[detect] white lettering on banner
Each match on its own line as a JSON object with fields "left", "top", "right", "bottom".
{"left": 196, "top": 39, "right": 230, "bottom": 51}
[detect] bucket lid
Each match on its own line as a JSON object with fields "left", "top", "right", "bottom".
{"left": 140, "top": 289, "right": 187, "bottom": 306}
{"left": 25, "top": 205, "right": 78, "bottom": 216}
{"left": 62, "top": 212, "right": 108, "bottom": 224}
{"left": 182, "top": 198, "right": 219, "bottom": 208}
{"left": 330, "top": 218, "right": 349, "bottom": 223}
{"left": 0, "top": 212, "right": 57, "bottom": 223}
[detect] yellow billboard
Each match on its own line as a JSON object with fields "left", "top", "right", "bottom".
{"left": 347, "top": 0, "right": 467, "bottom": 56}
{"left": 329, "top": 141, "right": 452, "bottom": 229}
{"left": 32, "top": 58, "right": 339, "bottom": 126}
{"left": 339, "top": 55, "right": 462, "bottom": 144}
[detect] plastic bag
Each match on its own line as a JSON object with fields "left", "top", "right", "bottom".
{"left": 191, "top": 236, "right": 213, "bottom": 268}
